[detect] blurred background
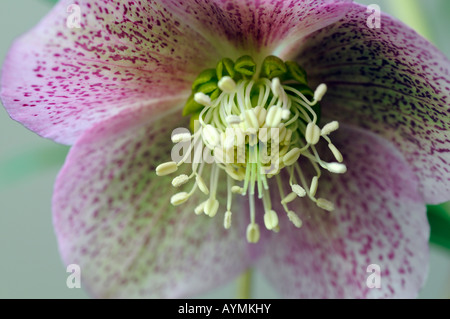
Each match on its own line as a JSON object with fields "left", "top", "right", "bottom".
{"left": 0, "top": 0, "right": 449, "bottom": 298}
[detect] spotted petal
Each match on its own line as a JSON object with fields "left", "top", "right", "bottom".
{"left": 259, "top": 125, "right": 429, "bottom": 298}
{"left": 296, "top": 3, "right": 450, "bottom": 203}
{"left": 53, "top": 100, "right": 251, "bottom": 298}
{"left": 1, "top": 0, "right": 222, "bottom": 144}
{"left": 162, "top": 0, "right": 352, "bottom": 58}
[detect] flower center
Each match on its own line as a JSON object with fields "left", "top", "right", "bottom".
{"left": 155, "top": 55, "right": 346, "bottom": 243}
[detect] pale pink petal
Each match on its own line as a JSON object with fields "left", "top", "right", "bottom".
{"left": 1, "top": 0, "right": 223, "bottom": 145}
{"left": 163, "top": 0, "right": 352, "bottom": 58}
{"left": 258, "top": 125, "right": 429, "bottom": 298}
{"left": 296, "top": 3, "right": 450, "bottom": 204}
{"left": 53, "top": 101, "right": 251, "bottom": 298}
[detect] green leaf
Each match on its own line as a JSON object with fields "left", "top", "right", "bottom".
{"left": 427, "top": 204, "right": 450, "bottom": 250}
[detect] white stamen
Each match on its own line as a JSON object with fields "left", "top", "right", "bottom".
{"left": 283, "top": 129, "right": 293, "bottom": 145}
{"left": 321, "top": 121, "right": 339, "bottom": 136}
{"left": 283, "top": 148, "right": 302, "bottom": 166}
{"left": 281, "top": 192, "right": 297, "bottom": 204}
{"left": 246, "top": 223, "right": 260, "bottom": 243}
{"left": 254, "top": 106, "right": 267, "bottom": 126}
{"left": 156, "top": 161, "right": 178, "bottom": 176}
{"left": 224, "top": 211, "right": 232, "bottom": 229}
{"left": 196, "top": 175, "right": 210, "bottom": 195}
{"left": 271, "top": 77, "right": 283, "bottom": 97}
{"left": 218, "top": 76, "right": 236, "bottom": 93}
{"left": 287, "top": 211, "right": 303, "bottom": 228}
{"left": 231, "top": 186, "right": 243, "bottom": 194}
{"left": 264, "top": 210, "right": 279, "bottom": 230}
{"left": 291, "top": 184, "right": 306, "bottom": 197}
{"left": 305, "top": 122, "right": 321, "bottom": 145}
{"left": 171, "top": 133, "right": 191, "bottom": 143}
{"left": 170, "top": 192, "right": 189, "bottom": 206}
{"left": 281, "top": 109, "right": 291, "bottom": 120}
{"left": 202, "top": 124, "right": 220, "bottom": 148}
{"left": 226, "top": 115, "right": 242, "bottom": 125}
{"left": 310, "top": 176, "right": 319, "bottom": 197}
{"left": 204, "top": 198, "right": 219, "bottom": 217}
{"left": 194, "top": 201, "right": 206, "bottom": 215}
{"left": 324, "top": 162, "right": 347, "bottom": 174}
{"left": 328, "top": 143, "right": 343, "bottom": 162}
{"left": 172, "top": 174, "right": 189, "bottom": 187}
{"left": 194, "top": 92, "right": 211, "bottom": 106}
{"left": 313, "top": 83, "right": 327, "bottom": 102}
{"left": 317, "top": 198, "right": 335, "bottom": 211}
{"left": 265, "top": 106, "right": 283, "bottom": 127}
{"left": 244, "top": 109, "right": 259, "bottom": 130}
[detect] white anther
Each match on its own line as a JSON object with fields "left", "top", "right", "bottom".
{"left": 271, "top": 77, "right": 283, "bottom": 98}
{"left": 244, "top": 109, "right": 259, "bottom": 130}
{"left": 305, "top": 122, "right": 321, "bottom": 145}
{"left": 231, "top": 186, "right": 243, "bottom": 194}
{"left": 170, "top": 192, "right": 190, "bottom": 206}
{"left": 171, "top": 132, "right": 191, "bottom": 143}
{"left": 194, "top": 92, "right": 212, "bottom": 106}
{"left": 283, "top": 148, "right": 302, "bottom": 166}
{"left": 321, "top": 121, "right": 339, "bottom": 136}
{"left": 194, "top": 201, "right": 207, "bottom": 215}
{"left": 254, "top": 106, "right": 267, "bottom": 126}
{"left": 155, "top": 161, "right": 178, "bottom": 176}
{"left": 265, "top": 106, "right": 283, "bottom": 127}
{"left": 258, "top": 127, "right": 269, "bottom": 143}
{"left": 281, "top": 192, "right": 297, "bottom": 204}
{"left": 226, "top": 166, "right": 245, "bottom": 181}
{"left": 226, "top": 115, "right": 242, "bottom": 125}
{"left": 264, "top": 210, "right": 279, "bottom": 230}
{"left": 204, "top": 198, "right": 219, "bottom": 217}
{"left": 316, "top": 198, "right": 335, "bottom": 211}
{"left": 218, "top": 76, "right": 236, "bottom": 93}
{"left": 328, "top": 144, "right": 343, "bottom": 162}
{"left": 246, "top": 223, "right": 261, "bottom": 243}
{"left": 324, "top": 162, "right": 347, "bottom": 174}
{"left": 196, "top": 175, "right": 210, "bottom": 195}
{"left": 224, "top": 211, "right": 232, "bottom": 229}
{"left": 310, "top": 176, "right": 319, "bottom": 197}
{"left": 287, "top": 211, "right": 303, "bottom": 228}
{"left": 291, "top": 184, "right": 306, "bottom": 197}
{"left": 313, "top": 83, "right": 327, "bottom": 102}
{"left": 283, "top": 129, "right": 293, "bottom": 145}
{"left": 202, "top": 124, "right": 220, "bottom": 149}
{"left": 172, "top": 174, "right": 189, "bottom": 187}
{"left": 281, "top": 109, "right": 291, "bottom": 120}
{"left": 279, "top": 126, "right": 287, "bottom": 142}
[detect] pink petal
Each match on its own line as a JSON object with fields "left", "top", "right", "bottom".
{"left": 258, "top": 125, "right": 429, "bottom": 298}
{"left": 1, "top": 0, "right": 222, "bottom": 145}
{"left": 53, "top": 101, "right": 251, "bottom": 298}
{"left": 296, "top": 3, "right": 450, "bottom": 204}
{"left": 163, "top": 0, "right": 352, "bottom": 58}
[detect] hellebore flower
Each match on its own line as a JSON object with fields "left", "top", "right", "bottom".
{"left": 1, "top": 0, "right": 449, "bottom": 298}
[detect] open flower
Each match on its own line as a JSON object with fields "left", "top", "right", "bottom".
{"left": 1, "top": 0, "right": 449, "bottom": 298}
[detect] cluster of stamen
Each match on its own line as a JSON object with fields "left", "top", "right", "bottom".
{"left": 155, "top": 56, "right": 346, "bottom": 243}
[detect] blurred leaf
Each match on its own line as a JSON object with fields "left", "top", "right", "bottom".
{"left": 0, "top": 145, "right": 69, "bottom": 189}
{"left": 43, "top": 0, "right": 58, "bottom": 3}
{"left": 427, "top": 204, "right": 450, "bottom": 250}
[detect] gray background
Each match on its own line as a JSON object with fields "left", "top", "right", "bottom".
{"left": 0, "top": 0, "right": 449, "bottom": 298}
